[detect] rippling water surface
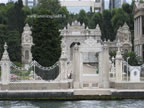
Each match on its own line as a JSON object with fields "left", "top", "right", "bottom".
{"left": 0, "top": 100, "right": 144, "bottom": 108}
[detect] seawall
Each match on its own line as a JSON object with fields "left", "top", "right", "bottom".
{"left": 0, "top": 89, "right": 144, "bottom": 100}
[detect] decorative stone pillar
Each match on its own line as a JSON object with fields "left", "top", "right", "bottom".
{"left": 99, "top": 43, "right": 110, "bottom": 88}
{"left": 98, "top": 52, "right": 103, "bottom": 88}
{"left": 134, "top": 19, "right": 136, "bottom": 39}
{"left": 138, "top": 18, "right": 139, "bottom": 37}
{"left": 140, "top": 16, "right": 142, "bottom": 37}
{"left": 73, "top": 44, "right": 80, "bottom": 89}
{"left": 21, "top": 24, "right": 33, "bottom": 64}
{"left": 115, "top": 41, "right": 123, "bottom": 82}
{"left": 136, "top": 18, "right": 137, "bottom": 37}
{"left": 59, "top": 57, "right": 67, "bottom": 81}
{"left": 139, "top": 17, "right": 140, "bottom": 37}
{"left": 1, "top": 43, "right": 10, "bottom": 85}
{"left": 57, "top": 39, "right": 68, "bottom": 81}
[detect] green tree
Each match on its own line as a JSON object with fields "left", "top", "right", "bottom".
{"left": 102, "top": 10, "right": 115, "bottom": 41}
{"left": 0, "top": 24, "right": 21, "bottom": 62}
{"left": 57, "top": 6, "right": 69, "bottom": 29}
{"left": 111, "top": 8, "right": 130, "bottom": 35}
{"left": 7, "top": 0, "right": 26, "bottom": 33}
{"left": 0, "top": 2, "right": 14, "bottom": 24}
{"left": 32, "top": 9, "right": 61, "bottom": 67}
{"left": 89, "top": 12, "right": 102, "bottom": 29}
{"left": 122, "top": 3, "right": 134, "bottom": 50}
{"left": 39, "top": 0, "right": 61, "bottom": 14}
{"left": 78, "top": 10, "right": 88, "bottom": 26}
{"left": 123, "top": 52, "right": 143, "bottom": 66}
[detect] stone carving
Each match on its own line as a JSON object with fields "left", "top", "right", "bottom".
{"left": 95, "top": 24, "right": 101, "bottom": 36}
{"left": 1, "top": 43, "right": 10, "bottom": 85}
{"left": 129, "top": 66, "right": 141, "bottom": 82}
{"left": 61, "top": 39, "right": 67, "bottom": 58}
{"left": 116, "top": 23, "right": 131, "bottom": 43}
{"left": 21, "top": 24, "right": 34, "bottom": 64}
{"left": 81, "top": 37, "right": 102, "bottom": 49}
{"left": 106, "top": 23, "right": 132, "bottom": 53}
{"left": 2, "top": 43, "right": 10, "bottom": 61}
{"left": 60, "top": 20, "right": 102, "bottom": 61}
{"left": 116, "top": 40, "right": 121, "bottom": 51}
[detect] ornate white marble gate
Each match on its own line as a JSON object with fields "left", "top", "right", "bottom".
{"left": 72, "top": 37, "right": 110, "bottom": 89}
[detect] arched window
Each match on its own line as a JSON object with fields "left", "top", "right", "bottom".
{"left": 124, "top": 49, "right": 128, "bottom": 54}
{"left": 25, "top": 50, "right": 29, "bottom": 60}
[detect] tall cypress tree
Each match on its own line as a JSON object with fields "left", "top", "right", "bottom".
{"left": 32, "top": 9, "right": 61, "bottom": 67}
{"left": 7, "top": 0, "right": 25, "bottom": 33}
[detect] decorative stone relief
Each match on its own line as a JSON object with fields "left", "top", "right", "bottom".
{"left": 21, "top": 24, "right": 34, "bottom": 64}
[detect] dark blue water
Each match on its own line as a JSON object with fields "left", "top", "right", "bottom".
{"left": 0, "top": 100, "right": 144, "bottom": 108}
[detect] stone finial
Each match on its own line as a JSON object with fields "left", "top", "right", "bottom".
{"left": 122, "top": 22, "right": 129, "bottom": 29}
{"left": 72, "top": 22, "right": 74, "bottom": 26}
{"left": 117, "top": 39, "right": 121, "bottom": 51}
{"left": 74, "top": 43, "right": 79, "bottom": 51}
{"left": 86, "top": 26, "right": 89, "bottom": 30}
{"left": 24, "top": 23, "right": 31, "bottom": 31}
{"left": 82, "top": 23, "right": 85, "bottom": 27}
{"left": 67, "top": 23, "right": 70, "bottom": 28}
{"left": 95, "top": 24, "right": 100, "bottom": 31}
{"left": 74, "top": 20, "right": 78, "bottom": 24}
{"left": 64, "top": 27, "right": 66, "bottom": 30}
{"left": 1, "top": 42, "right": 10, "bottom": 61}
{"left": 78, "top": 22, "right": 80, "bottom": 26}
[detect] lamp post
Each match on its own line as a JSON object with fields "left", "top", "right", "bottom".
{"left": 127, "top": 57, "right": 130, "bottom": 81}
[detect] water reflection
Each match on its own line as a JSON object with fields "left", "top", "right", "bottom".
{"left": 0, "top": 100, "right": 144, "bottom": 108}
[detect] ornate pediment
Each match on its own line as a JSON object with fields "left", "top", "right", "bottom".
{"left": 116, "top": 23, "right": 131, "bottom": 43}
{"left": 81, "top": 37, "right": 102, "bottom": 48}
{"left": 80, "top": 37, "right": 102, "bottom": 52}
{"left": 21, "top": 24, "right": 33, "bottom": 46}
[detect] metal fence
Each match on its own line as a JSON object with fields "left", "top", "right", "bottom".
{"left": 10, "top": 61, "right": 59, "bottom": 82}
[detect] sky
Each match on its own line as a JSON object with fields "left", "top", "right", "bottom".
{"left": 0, "top": 0, "right": 8, "bottom": 3}
{"left": 0, "top": 0, "right": 132, "bottom": 4}
{"left": 1, "top": 0, "right": 96, "bottom": 4}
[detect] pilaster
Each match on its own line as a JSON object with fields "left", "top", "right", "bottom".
{"left": 99, "top": 43, "right": 110, "bottom": 88}
{"left": 1, "top": 43, "right": 10, "bottom": 85}
{"left": 73, "top": 44, "right": 81, "bottom": 89}
{"left": 115, "top": 50, "right": 123, "bottom": 82}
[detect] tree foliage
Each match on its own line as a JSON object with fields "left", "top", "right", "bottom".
{"left": 39, "top": 0, "right": 61, "bottom": 14}
{"left": 123, "top": 52, "right": 143, "bottom": 66}
{"left": 7, "top": 0, "right": 26, "bottom": 33}
{"left": 0, "top": 0, "right": 28, "bottom": 62}
{"left": 78, "top": 10, "right": 88, "bottom": 26}
{"left": 32, "top": 10, "right": 61, "bottom": 67}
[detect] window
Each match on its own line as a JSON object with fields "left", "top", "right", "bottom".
{"left": 142, "top": 16, "right": 144, "bottom": 35}
{"left": 134, "top": 71, "right": 137, "bottom": 76}
{"left": 95, "top": 0, "right": 100, "bottom": 2}
{"left": 25, "top": 50, "right": 29, "bottom": 60}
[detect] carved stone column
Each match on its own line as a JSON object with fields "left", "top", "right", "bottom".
{"left": 99, "top": 43, "right": 110, "bottom": 88}
{"left": 59, "top": 57, "right": 67, "bottom": 81}
{"left": 115, "top": 50, "right": 123, "bottom": 82}
{"left": 73, "top": 44, "right": 81, "bottom": 89}
{"left": 57, "top": 39, "right": 68, "bottom": 81}
{"left": 1, "top": 43, "right": 10, "bottom": 85}
{"left": 103, "top": 44, "right": 110, "bottom": 88}
{"left": 98, "top": 51, "right": 103, "bottom": 88}
{"left": 140, "top": 16, "right": 142, "bottom": 37}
